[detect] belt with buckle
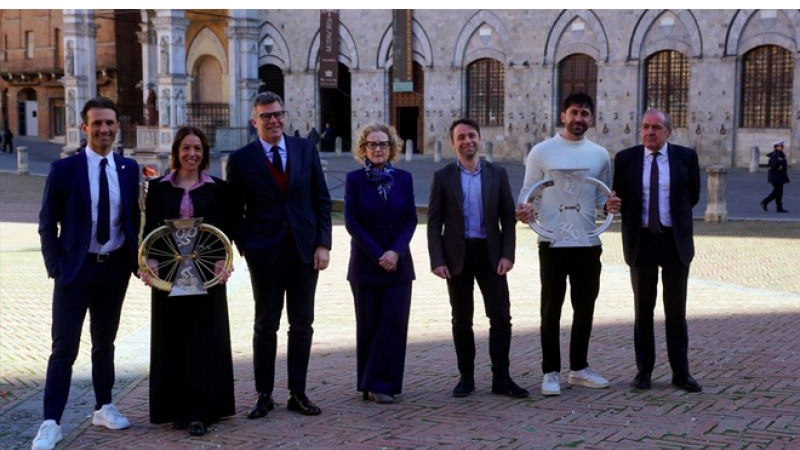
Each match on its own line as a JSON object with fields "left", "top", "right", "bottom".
{"left": 89, "top": 248, "right": 123, "bottom": 263}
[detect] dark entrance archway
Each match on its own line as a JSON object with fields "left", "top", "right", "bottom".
{"left": 389, "top": 62, "right": 424, "bottom": 153}
{"left": 319, "top": 62, "right": 351, "bottom": 152}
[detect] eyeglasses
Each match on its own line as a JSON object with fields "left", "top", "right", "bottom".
{"left": 364, "top": 141, "right": 390, "bottom": 150}
{"left": 256, "top": 111, "right": 286, "bottom": 121}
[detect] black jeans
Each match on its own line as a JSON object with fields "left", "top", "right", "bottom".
{"left": 538, "top": 243, "right": 602, "bottom": 374}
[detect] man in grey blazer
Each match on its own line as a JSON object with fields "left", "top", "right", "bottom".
{"left": 607, "top": 108, "right": 702, "bottom": 393}
{"left": 427, "top": 118, "right": 528, "bottom": 399}
{"left": 227, "top": 91, "right": 332, "bottom": 418}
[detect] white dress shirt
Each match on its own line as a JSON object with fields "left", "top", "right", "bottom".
{"left": 85, "top": 147, "right": 124, "bottom": 253}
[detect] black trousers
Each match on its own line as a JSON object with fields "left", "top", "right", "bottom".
{"left": 538, "top": 243, "right": 602, "bottom": 374}
{"left": 43, "top": 251, "right": 130, "bottom": 422}
{"left": 762, "top": 182, "right": 785, "bottom": 210}
{"left": 630, "top": 228, "right": 691, "bottom": 378}
{"left": 246, "top": 243, "right": 318, "bottom": 396}
{"left": 445, "top": 239, "right": 511, "bottom": 380}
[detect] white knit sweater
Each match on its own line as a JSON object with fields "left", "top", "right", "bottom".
{"left": 520, "top": 134, "right": 612, "bottom": 246}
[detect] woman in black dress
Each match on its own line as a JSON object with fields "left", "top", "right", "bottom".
{"left": 139, "top": 126, "right": 235, "bottom": 436}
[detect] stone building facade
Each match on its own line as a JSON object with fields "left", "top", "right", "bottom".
{"left": 2, "top": 9, "right": 798, "bottom": 167}
{"left": 0, "top": 9, "right": 141, "bottom": 146}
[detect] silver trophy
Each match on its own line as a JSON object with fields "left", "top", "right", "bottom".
{"left": 518, "top": 169, "right": 613, "bottom": 247}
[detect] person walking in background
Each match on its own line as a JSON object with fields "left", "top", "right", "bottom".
{"left": 34, "top": 97, "right": 140, "bottom": 450}
{"left": 427, "top": 118, "right": 529, "bottom": 400}
{"left": 321, "top": 122, "right": 336, "bottom": 152}
{"left": 345, "top": 123, "right": 417, "bottom": 404}
{"left": 515, "top": 92, "right": 611, "bottom": 397}
{"left": 227, "top": 91, "right": 332, "bottom": 419}
{"left": 2, "top": 128, "right": 13, "bottom": 153}
{"left": 607, "top": 108, "right": 703, "bottom": 393}
{"left": 760, "top": 140, "right": 790, "bottom": 213}
{"left": 138, "top": 126, "right": 235, "bottom": 436}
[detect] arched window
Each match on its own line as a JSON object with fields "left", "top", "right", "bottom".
{"left": 741, "top": 45, "right": 793, "bottom": 128}
{"left": 645, "top": 50, "right": 689, "bottom": 128}
{"left": 259, "top": 64, "right": 284, "bottom": 100}
{"left": 557, "top": 54, "right": 597, "bottom": 125}
{"left": 466, "top": 58, "right": 504, "bottom": 127}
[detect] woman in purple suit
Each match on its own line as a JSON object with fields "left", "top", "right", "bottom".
{"left": 345, "top": 123, "right": 417, "bottom": 404}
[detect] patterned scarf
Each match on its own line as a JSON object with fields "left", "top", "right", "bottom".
{"left": 364, "top": 160, "right": 394, "bottom": 203}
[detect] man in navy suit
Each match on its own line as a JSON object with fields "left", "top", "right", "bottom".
{"left": 427, "top": 118, "right": 529, "bottom": 399}
{"left": 607, "top": 108, "right": 702, "bottom": 393}
{"left": 34, "top": 97, "right": 140, "bottom": 450}
{"left": 227, "top": 91, "right": 332, "bottom": 418}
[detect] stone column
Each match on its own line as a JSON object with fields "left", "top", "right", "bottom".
{"left": 62, "top": 9, "right": 98, "bottom": 155}
{"left": 704, "top": 165, "right": 728, "bottom": 223}
{"left": 227, "top": 10, "right": 261, "bottom": 143}
{"left": 153, "top": 9, "right": 189, "bottom": 152}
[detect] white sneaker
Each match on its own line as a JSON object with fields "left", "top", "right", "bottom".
{"left": 91, "top": 404, "right": 130, "bottom": 430}
{"left": 568, "top": 366, "right": 610, "bottom": 388}
{"left": 541, "top": 372, "right": 561, "bottom": 396}
{"left": 31, "top": 420, "right": 63, "bottom": 450}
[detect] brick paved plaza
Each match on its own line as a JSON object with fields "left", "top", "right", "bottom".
{"left": 1, "top": 161, "right": 799, "bottom": 449}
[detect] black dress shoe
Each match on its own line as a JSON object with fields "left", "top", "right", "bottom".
{"left": 671, "top": 375, "right": 702, "bottom": 393}
{"left": 630, "top": 372, "right": 652, "bottom": 390}
{"left": 778, "top": 209, "right": 789, "bottom": 213}
{"left": 761, "top": 200, "right": 768, "bottom": 211}
{"left": 491, "top": 377, "right": 530, "bottom": 398}
{"left": 247, "top": 393, "right": 275, "bottom": 419}
{"left": 287, "top": 392, "right": 321, "bottom": 416}
{"left": 452, "top": 377, "right": 475, "bottom": 398}
{"left": 188, "top": 421, "right": 206, "bottom": 436}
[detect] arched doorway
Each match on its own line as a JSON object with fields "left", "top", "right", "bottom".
{"left": 389, "top": 62, "right": 424, "bottom": 153}
{"left": 319, "top": 62, "right": 351, "bottom": 152}
{"left": 259, "top": 64, "right": 284, "bottom": 100}
{"left": 189, "top": 55, "right": 228, "bottom": 145}
{"left": 17, "top": 88, "right": 38, "bottom": 136}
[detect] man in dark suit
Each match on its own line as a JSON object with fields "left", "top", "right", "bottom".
{"left": 227, "top": 91, "right": 332, "bottom": 418}
{"left": 34, "top": 97, "right": 140, "bottom": 450}
{"left": 427, "top": 118, "right": 529, "bottom": 399}
{"left": 607, "top": 108, "right": 702, "bottom": 393}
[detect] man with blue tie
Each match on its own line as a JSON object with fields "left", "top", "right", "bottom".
{"left": 607, "top": 108, "right": 702, "bottom": 393}
{"left": 34, "top": 97, "right": 141, "bottom": 450}
{"left": 227, "top": 91, "right": 332, "bottom": 419}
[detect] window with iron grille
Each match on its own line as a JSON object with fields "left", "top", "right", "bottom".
{"left": 741, "top": 45, "right": 793, "bottom": 129}
{"left": 557, "top": 54, "right": 597, "bottom": 126}
{"left": 467, "top": 58, "right": 504, "bottom": 127}
{"left": 645, "top": 50, "right": 689, "bottom": 128}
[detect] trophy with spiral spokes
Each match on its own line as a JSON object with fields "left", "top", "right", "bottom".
{"left": 138, "top": 218, "right": 233, "bottom": 296}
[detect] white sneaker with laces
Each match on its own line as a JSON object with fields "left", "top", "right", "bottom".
{"left": 91, "top": 403, "right": 130, "bottom": 430}
{"left": 31, "top": 419, "right": 63, "bottom": 450}
{"left": 541, "top": 371, "right": 561, "bottom": 396}
{"left": 568, "top": 366, "right": 610, "bottom": 388}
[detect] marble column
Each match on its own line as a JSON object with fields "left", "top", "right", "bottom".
{"left": 61, "top": 9, "right": 98, "bottom": 155}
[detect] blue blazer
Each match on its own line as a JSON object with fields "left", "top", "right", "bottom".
{"left": 227, "top": 135, "right": 332, "bottom": 264}
{"left": 612, "top": 143, "right": 700, "bottom": 266}
{"left": 38, "top": 151, "right": 141, "bottom": 284}
{"left": 344, "top": 167, "right": 417, "bottom": 284}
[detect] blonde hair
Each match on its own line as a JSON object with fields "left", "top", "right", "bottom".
{"left": 352, "top": 122, "right": 403, "bottom": 164}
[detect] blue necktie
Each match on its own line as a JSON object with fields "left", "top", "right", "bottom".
{"left": 97, "top": 158, "right": 110, "bottom": 244}
{"left": 648, "top": 152, "right": 660, "bottom": 233}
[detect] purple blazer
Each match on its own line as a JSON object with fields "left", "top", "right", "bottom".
{"left": 344, "top": 167, "right": 417, "bottom": 284}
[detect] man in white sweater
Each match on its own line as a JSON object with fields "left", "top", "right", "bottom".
{"left": 516, "top": 93, "right": 612, "bottom": 396}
